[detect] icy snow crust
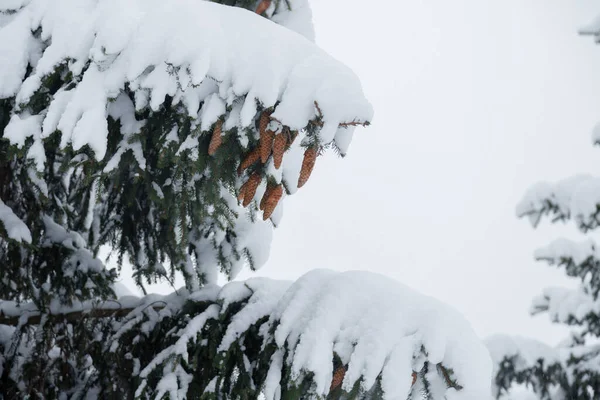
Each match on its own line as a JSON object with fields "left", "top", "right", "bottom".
{"left": 0, "top": 270, "right": 492, "bottom": 399}
{"left": 1, "top": 0, "right": 372, "bottom": 161}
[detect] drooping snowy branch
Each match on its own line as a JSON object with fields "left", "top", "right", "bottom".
{"left": 0, "top": 0, "right": 373, "bottom": 287}
{"left": 485, "top": 335, "right": 563, "bottom": 400}
{"left": 533, "top": 238, "right": 600, "bottom": 298}
{"left": 516, "top": 175, "right": 600, "bottom": 231}
{"left": 1, "top": 270, "right": 492, "bottom": 399}
{"left": 2, "top": 0, "right": 372, "bottom": 161}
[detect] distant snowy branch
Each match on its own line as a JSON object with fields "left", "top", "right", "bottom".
{"left": 533, "top": 238, "right": 600, "bottom": 298}
{"left": 516, "top": 175, "right": 600, "bottom": 232}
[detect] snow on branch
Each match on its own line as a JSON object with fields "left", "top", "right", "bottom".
{"left": 529, "top": 286, "right": 600, "bottom": 329}
{"left": 1, "top": 270, "right": 492, "bottom": 399}
{"left": 533, "top": 238, "right": 600, "bottom": 299}
{"left": 486, "top": 335, "right": 561, "bottom": 373}
{"left": 0, "top": 199, "right": 31, "bottom": 243}
{"left": 516, "top": 175, "right": 600, "bottom": 232}
{"left": 0, "top": 0, "right": 373, "bottom": 284}
{"left": 1, "top": 0, "right": 372, "bottom": 161}
{"left": 534, "top": 238, "right": 598, "bottom": 266}
{"left": 579, "top": 14, "right": 600, "bottom": 40}
{"left": 485, "top": 335, "right": 563, "bottom": 399}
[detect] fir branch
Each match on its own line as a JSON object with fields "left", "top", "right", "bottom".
{"left": 0, "top": 301, "right": 166, "bottom": 327}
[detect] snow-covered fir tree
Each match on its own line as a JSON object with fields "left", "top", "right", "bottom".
{"left": 487, "top": 15, "right": 600, "bottom": 400}
{"left": 0, "top": 1, "right": 492, "bottom": 399}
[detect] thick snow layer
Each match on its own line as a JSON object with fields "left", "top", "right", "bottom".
{"left": 270, "top": 0, "right": 315, "bottom": 42}
{"left": 98, "top": 270, "right": 491, "bottom": 399}
{"left": 258, "top": 270, "right": 492, "bottom": 400}
{"left": 0, "top": 0, "right": 372, "bottom": 162}
{"left": 0, "top": 199, "right": 31, "bottom": 243}
{"left": 1, "top": 272, "right": 490, "bottom": 399}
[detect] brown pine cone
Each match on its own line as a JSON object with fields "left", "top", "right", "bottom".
{"left": 258, "top": 111, "right": 274, "bottom": 163}
{"left": 242, "top": 173, "right": 262, "bottom": 207}
{"left": 272, "top": 133, "right": 286, "bottom": 169}
{"left": 330, "top": 365, "right": 347, "bottom": 393}
{"left": 208, "top": 120, "right": 223, "bottom": 155}
{"left": 260, "top": 129, "right": 275, "bottom": 164}
{"left": 262, "top": 184, "right": 283, "bottom": 220}
{"left": 259, "top": 111, "right": 270, "bottom": 137}
{"left": 297, "top": 147, "right": 318, "bottom": 188}
{"left": 412, "top": 371, "right": 418, "bottom": 386}
{"left": 255, "top": 0, "right": 271, "bottom": 15}
{"left": 238, "top": 147, "right": 261, "bottom": 176}
{"left": 259, "top": 185, "right": 271, "bottom": 211}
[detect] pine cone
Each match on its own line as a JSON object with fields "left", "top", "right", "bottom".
{"left": 255, "top": 0, "right": 271, "bottom": 14}
{"left": 259, "top": 111, "right": 274, "bottom": 163}
{"left": 259, "top": 110, "right": 270, "bottom": 137}
{"left": 272, "top": 133, "right": 286, "bottom": 169}
{"left": 238, "top": 147, "right": 261, "bottom": 176}
{"left": 330, "top": 365, "right": 347, "bottom": 392}
{"left": 262, "top": 184, "right": 283, "bottom": 220}
{"left": 260, "top": 129, "right": 274, "bottom": 163}
{"left": 259, "top": 185, "right": 271, "bottom": 211}
{"left": 412, "top": 371, "right": 417, "bottom": 386}
{"left": 297, "top": 147, "right": 318, "bottom": 188}
{"left": 208, "top": 120, "right": 223, "bottom": 155}
{"left": 242, "top": 173, "right": 262, "bottom": 207}
{"left": 261, "top": 133, "right": 275, "bottom": 164}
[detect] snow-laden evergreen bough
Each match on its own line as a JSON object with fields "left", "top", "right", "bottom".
{"left": 0, "top": 0, "right": 492, "bottom": 398}
{"left": 488, "top": 15, "right": 600, "bottom": 400}
{"left": 0, "top": 270, "right": 493, "bottom": 399}
{"left": 0, "top": 0, "right": 371, "bottom": 290}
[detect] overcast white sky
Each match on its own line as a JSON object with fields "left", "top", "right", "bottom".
{"left": 120, "top": 1, "right": 600, "bottom": 346}
{"left": 235, "top": 0, "right": 600, "bottom": 345}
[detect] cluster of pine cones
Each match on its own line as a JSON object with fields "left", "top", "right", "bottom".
{"left": 208, "top": 110, "right": 319, "bottom": 221}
